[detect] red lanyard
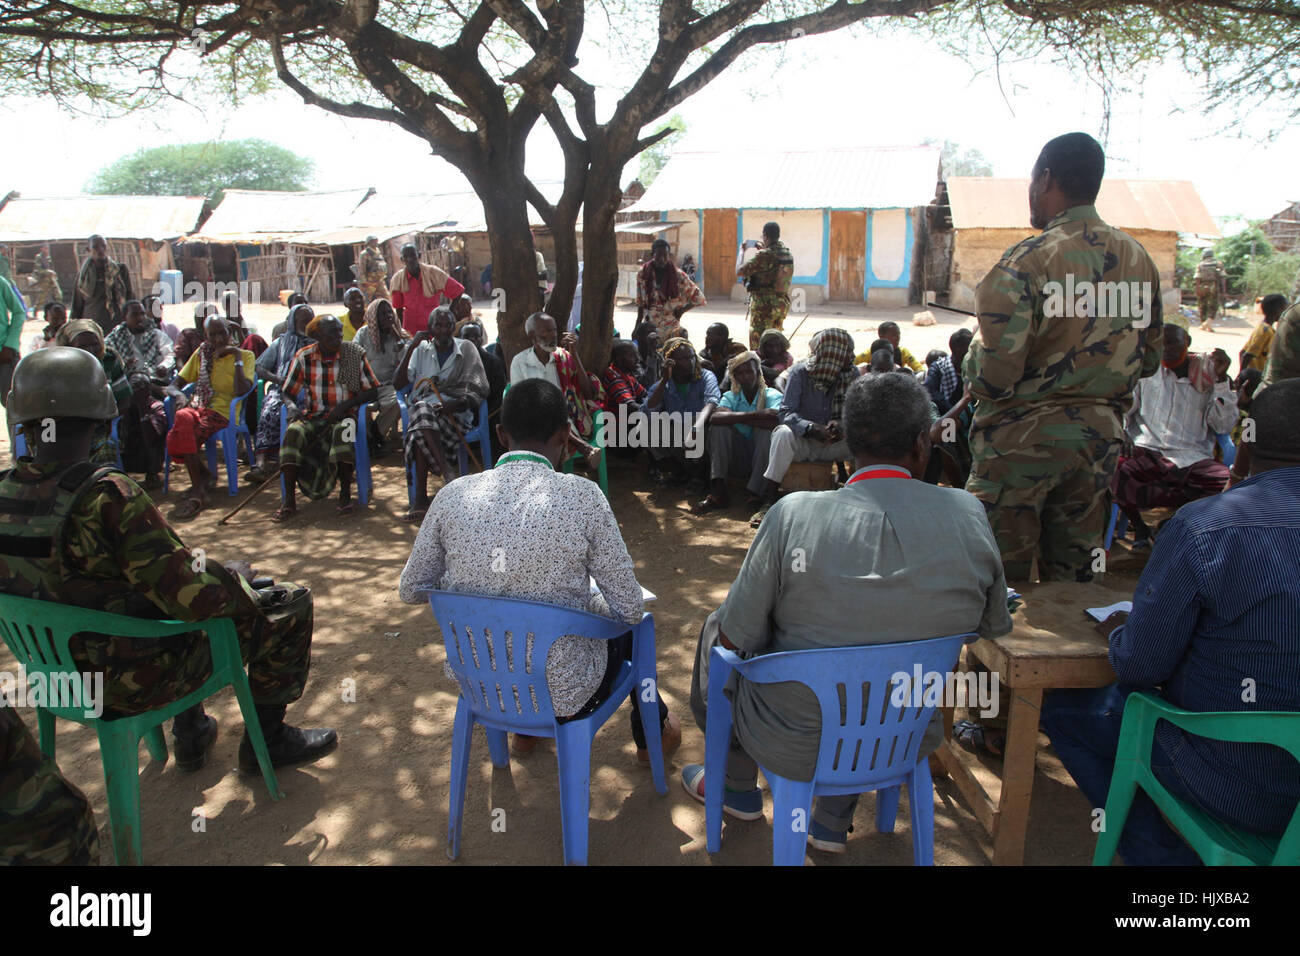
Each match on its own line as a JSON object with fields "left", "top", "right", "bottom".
{"left": 844, "top": 467, "right": 911, "bottom": 485}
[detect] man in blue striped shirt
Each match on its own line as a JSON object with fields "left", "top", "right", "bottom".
{"left": 1042, "top": 377, "right": 1300, "bottom": 865}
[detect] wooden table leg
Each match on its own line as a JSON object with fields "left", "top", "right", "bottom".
{"left": 991, "top": 686, "right": 1043, "bottom": 866}
{"left": 930, "top": 704, "right": 956, "bottom": 778}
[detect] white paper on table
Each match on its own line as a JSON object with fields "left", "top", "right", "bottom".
{"left": 590, "top": 576, "right": 656, "bottom": 603}
{"left": 1006, "top": 586, "right": 1021, "bottom": 602}
{"left": 1086, "top": 601, "right": 1133, "bottom": 622}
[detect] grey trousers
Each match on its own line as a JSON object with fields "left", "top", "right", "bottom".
{"left": 690, "top": 609, "right": 859, "bottom": 832}
{"left": 707, "top": 425, "right": 773, "bottom": 496}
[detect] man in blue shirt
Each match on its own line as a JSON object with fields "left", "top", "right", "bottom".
{"left": 1042, "top": 377, "right": 1300, "bottom": 865}
{"left": 696, "top": 351, "right": 783, "bottom": 514}
{"left": 640, "top": 338, "right": 719, "bottom": 492}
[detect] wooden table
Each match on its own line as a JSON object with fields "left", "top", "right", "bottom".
{"left": 931, "top": 581, "right": 1124, "bottom": 865}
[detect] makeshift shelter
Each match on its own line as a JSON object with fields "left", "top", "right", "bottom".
{"left": 1263, "top": 201, "right": 1300, "bottom": 254}
{"left": 0, "top": 194, "right": 205, "bottom": 306}
{"left": 184, "top": 188, "right": 374, "bottom": 302}
{"left": 626, "top": 146, "right": 942, "bottom": 307}
{"left": 936, "top": 178, "right": 1221, "bottom": 314}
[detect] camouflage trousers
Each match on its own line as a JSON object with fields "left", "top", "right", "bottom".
{"left": 360, "top": 279, "right": 388, "bottom": 304}
{"left": 748, "top": 293, "right": 790, "bottom": 349}
{"left": 966, "top": 438, "right": 1121, "bottom": 583}
{"left": 1197, "top": 285, "right": 1220, "bottom": 324}
{"left": 0, "top": 704, "right": 100, "bottom": 865}
{"left": 69, "top": 584, "right": 314, "bottom": 720}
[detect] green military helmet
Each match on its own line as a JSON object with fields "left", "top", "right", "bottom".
{"left": 7, "top": 347, "right": 118, "bottom": 424}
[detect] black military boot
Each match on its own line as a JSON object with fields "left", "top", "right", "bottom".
{"left": 238, "top": 704, "right": 338, "bottom": 772}
{"left": 172, "top": 704, "right": 218, "bottom": 772}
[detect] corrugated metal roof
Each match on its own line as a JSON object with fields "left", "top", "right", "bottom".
{"left": 0, "top": 194, "right": 206, "bottom": 242}
{"left": 627, "top": 146, "right": 941, "bottom": 212}
{"left": 190, "top": 188, "right": 375, "bottom": 243}
{"left": 946, "top": 177, "right": 1220, "bottom": 236}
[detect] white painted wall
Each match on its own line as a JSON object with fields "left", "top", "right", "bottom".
{"left": 870, "top": 208, "right": 907, "bottom": 283}
{"left": 666, "top": 210, "right": 701, "bottom": 265}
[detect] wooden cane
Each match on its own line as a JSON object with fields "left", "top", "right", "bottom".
{"left": 414, "top": 376, "right": 483, "bottom": 472}
{"left": 218, "top": 465, "right": 285, "bottom": 525}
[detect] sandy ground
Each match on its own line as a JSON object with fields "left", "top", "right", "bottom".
{"left": 0, "top": 297, "right": 1258, "bottom": 866}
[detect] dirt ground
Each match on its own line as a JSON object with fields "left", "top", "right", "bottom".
{"left": 0, "top": 298, "right": 1261, "bottom": 866}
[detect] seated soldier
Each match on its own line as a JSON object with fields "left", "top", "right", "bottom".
{"left": 399, "top": 378, "right": 680, "bottom": 763}
{"left": 1042, "top": 378, "right": 1300, "bottom": 865}
{"left": 750, "top": 328, "right": 859, "bottom": 527}
{"left": 640, "top": 337, "right": 720, "bottom": 493}
{"left": 696, "top": 351, "right": 782, "bottom": 515}
{"left": 0, "top": 348, "right": 336, "bottom": 782}
{"left": 274, "top": 314, "right": 381, "bottom": 521}
{"left": 699, "top": 322, "right": 747, "bottom": 390}
{"left": 1112, "top": 325, "right": 1238, "bottom": 543}
{"left": 165, "top": 315, "right": 255, "bottom": 520}
{"left": 508, "top": 311, "right": 604, "bottom": 473}
{"left": 682, "top": 373, "right": 1010, "bottom": 852}
{"left": 394, "top": 305, "right": 489, "bottom": 521}
{"left": 104, "top": 299, "right": 173, "bottom": 490}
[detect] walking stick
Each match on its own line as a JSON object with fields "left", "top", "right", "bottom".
{"left": 415, "top": 376, "right": 483, "bottom": 473}
{"left": 218, "top": 465, "right": 285, "bottom": 525}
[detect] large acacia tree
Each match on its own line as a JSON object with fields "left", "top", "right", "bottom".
{"left": 3, "top": 1, "right": 1298, "bottom": 367}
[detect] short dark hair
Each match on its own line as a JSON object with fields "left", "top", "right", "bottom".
{"left": 651, "top": 238, "right": 670, "bottom": 253}
{"left": 1252, "top": 378, "right": 1300, "bottom": 465}
{"left": 869, "top": 349, "right": 896, "bottom": 373}
{"left": 1262, "top": 294, "right": 1288, "bottom": 319}
{"left": 763, "top": 221, "right": 780, "bottom": 240}
{"left": 501, "top": 378, "right": 569, "bottom": 443}
{"left": 878, "top": 321, "right": 900, "bottom": 336}
{"left": 926, "top": 349, "right": 946, "bottom": 365}
{"left": 949, "top": 328, "right": 973, "bottom": 350}
{"left": 1033, "top": 132, "right": 1105, "bottom": 204}
{"left": 869, "top": 337, "right": 893, "bottom": 356}
{"left": 843, "top": 373, "right": 932, "bottom": 460}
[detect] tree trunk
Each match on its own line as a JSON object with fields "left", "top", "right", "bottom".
{"left": 548, "top": 210, "right": 580, "bottom": 333}
{"left": 576, "top": 170, "right": 626, "bottom": 373}
{"left": 476, "top": 177, "right": 544, "bottom": 369}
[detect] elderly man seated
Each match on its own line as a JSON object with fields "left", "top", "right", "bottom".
{"left": 682, "top": 373, "right": 1011, "bottom": 854}
{"left": 509, "top": 311, "right": 604, "bottom": 473}
{"left": 640, "top": 337, "right": 720, "bottom": 492}
{"left": 695, "top": 351, "right": 783, "bottom": 515}
{"left": 749, "top": 328, "right": 859, "bottom": 527}
{"left": 394, "top": 305, "right": 488, "bottom": 521}
{"left": 1111, "top": 324, "right": 1238, "bottom": 543}
{"left": 399, "top": 378, "right": 680, "bottom": 763}
{"left": 274, "top": 314, "right": 380, "bottom": 521}
{"left": 1042, "top": 378, "right": 1300, "bottom": 865}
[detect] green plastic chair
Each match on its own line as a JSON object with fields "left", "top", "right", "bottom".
{"left": 1094, "top": 691, "right": 1300, "bottom": 866}
{"left": 0, "top": 593, "right": 283, "bottom": 865}
{"left": 501, "top": 382, "right": 610, "bottom": 498}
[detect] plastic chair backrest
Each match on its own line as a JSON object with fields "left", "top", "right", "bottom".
{"left": 728, "top": 635, "right": 967, "bottom": 789}
{"left": 0, "top": 593, "right": 237, "bottom": 722}
{"left": 426, "top": 589, "right": 630, "bottom": 733}
{"left": 1216, "top": 432, "right": 1236, "bottom": 468}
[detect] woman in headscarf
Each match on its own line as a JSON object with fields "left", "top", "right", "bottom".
{"left": 247, "top": 303, "right": 314, "bottom": 482}
{"left": 353, "top": 297, "right": 410, "bottom": 452}
{"left": 55, "top": 319, "right": 131, "bottom": 466}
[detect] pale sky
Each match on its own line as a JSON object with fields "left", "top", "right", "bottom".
{"left": 2, "top": 23, "right": 1293, "bottom": 225}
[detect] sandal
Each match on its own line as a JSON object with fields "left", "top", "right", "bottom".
{"left": 692, "top": 494, "right": 729, "bottom": 514}
{"left": 748, "top": 505, "right": 771, "bottom": 528}
{"left": 406, "top": 506, "right": 429, "bottom": 523}
{"left": 336, "top": 501, "right": 355, "bottom": 515}
{"left": 271, "top": 506, "right": 297, "bottom": 523}
{"left": 952, "top": 719, "right": 1005, "bottom": 759}
{"left": 173, "top": 497, "right": 204, "bottom": 521}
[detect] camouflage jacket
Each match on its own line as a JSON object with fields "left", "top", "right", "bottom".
{"left": 0, "top": 460, "right": 263, "bottom": 627}
{"left": 1262, "top": 303, "right": 1300, "bottom": 389}
{"left": 359, "top": 246, "right": 388, "bottom": 282}
{"left": 1194, "top": 257, "right": 1226, "bottom": 287}
{"left": 739, "top": 240, "right": 794, "bottom": 296}
{"left": 965, "top": 204, "right": 1164, "bottom": 450}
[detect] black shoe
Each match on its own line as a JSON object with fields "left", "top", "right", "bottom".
{"left": 238, "top": 725, "right": 338, "bottom": 773}
{"left": 173, "top": 716, "right": 219, "bottom": 773}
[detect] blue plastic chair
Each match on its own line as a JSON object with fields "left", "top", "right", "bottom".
{"left": 425, "top": 590, "right": 667, "bottom": 865}
{"left": 705, "top": 635, "right": 968, "bottom": 866}
{"left": 277, "top": 397, "right": 372, "bottom": 506}
{"left": 1217, "top": 432, "right": 1236, "bottom": 468}
{"left": 1105, "top": 432, "right": 1235, "bottom": 551}
{"left": 396, "top": 385, "right": 491, "bottom": 508}
{"left": 162, "top": 383, "right": 257, "bottom": 496}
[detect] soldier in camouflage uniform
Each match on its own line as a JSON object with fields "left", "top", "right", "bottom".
{"left": 1195, "top": 249, "right": 1227, "bottom": 332}
{"left": 965, "top": 133, "right": 1163, "bottom": 583}
{"left": 737, "top": 222, "right": 795, "bottom": 350}
{"left": 0, "top": 350, "right": 337, "bottom": 865}
{"left": 32, "top": 245, "right": 62, "bottom": 309}
{"left": 358, "top": 236, "right": 390, "bottom": 303}
{"left": 1, "top": 704, "right": 101, "bottom": 864}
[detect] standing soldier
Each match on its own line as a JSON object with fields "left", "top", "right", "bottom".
{"left": 71, "top": 234, "right": 133, "bottom": 333}
{"left": 1195, "top": 248, "right": 1227, "bottom": 332}
{"left": 965, "top": 132, "right": 1163, "bottom": 583}
{"left": 737, "top": 221, "right": 795, "bottom": 349}
{"left": 31, "top": 244, "right": 62, "bottom": 309}
{"left": 358, "top": 236, "right": 389, "bottom": 303}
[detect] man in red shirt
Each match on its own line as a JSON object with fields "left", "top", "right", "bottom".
{"left": 389, "top": 243, "right": 465, "bottom": 337}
